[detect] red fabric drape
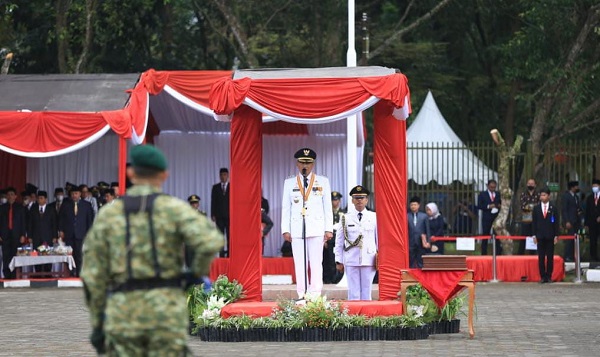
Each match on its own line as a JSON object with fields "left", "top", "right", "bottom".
{"left": 374, "top": 101, "right": 408, "bottom": 300}
{"left": 229, "top": 105, "right": 263, "bottom": 302}
{"left": 209, "top": 74, "right": 410, "bottom": 119}
{"left": 0, "top": 111, "right": 108, "bottom": 153}
{"left": 143, "top": 69, "right": 234, "bottom": 106}
{"left": 407, "top": 270, "right": 468, "bottom": 308}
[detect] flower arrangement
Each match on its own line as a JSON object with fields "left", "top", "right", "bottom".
{"left": 188, "top": 279, "right": 463, "bottom": 341}
{"left": 194, "top": 293, "right": 425, "bottom": 332}
{"left": 187, "top": 275, "right": 245, "bottom": 326}
{"left": 400, "top": 283, "right": 466, "bottom": 323}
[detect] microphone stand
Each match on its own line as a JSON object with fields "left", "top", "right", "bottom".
{"left": 301, "top": 169, "right": 308, "bottom": 298}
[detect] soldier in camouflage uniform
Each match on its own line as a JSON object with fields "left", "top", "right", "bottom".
{"left": 81, "top": 144, "right": 223, "bottom": 356}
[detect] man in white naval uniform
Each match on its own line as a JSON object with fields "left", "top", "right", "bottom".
{"left": 334, "top": 185, "right": 378, "bottom": 300}
{"left": 282, "top": 148, "right": 333, "bottom": 299}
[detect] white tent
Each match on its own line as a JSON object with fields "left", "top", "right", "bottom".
{"left": 405, "top": 91, "right": 496, "bottom": 190}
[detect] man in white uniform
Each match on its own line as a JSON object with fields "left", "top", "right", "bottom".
{"left": 282, "top": 148, "right": 333, "bottom": 299}
{"left": 334, "top": 185, "right": 378, "bottom": 300}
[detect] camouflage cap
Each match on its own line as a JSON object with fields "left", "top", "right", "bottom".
{"left": 130, "top": 144, "right": 168, "bottom": 171}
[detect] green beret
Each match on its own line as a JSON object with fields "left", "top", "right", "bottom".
{"left": 130, "top": 145, "right": 168, "bottom": 171}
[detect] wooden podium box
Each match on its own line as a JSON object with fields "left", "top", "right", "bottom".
{"left": 422, "top": 255, "right": 467, "bottom": 271}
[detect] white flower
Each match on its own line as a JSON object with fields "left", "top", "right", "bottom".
{"left": 409, "top": 305, "right": 425, "bottom": 318}
{"left": 200, "top": 308, "right": 220, "bottom": 320}
{"left": 206, "top": 295, "right": 227, "bottom": 310}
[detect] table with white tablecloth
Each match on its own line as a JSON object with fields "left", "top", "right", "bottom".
{"left": 9, "top": 255, "right": 76, "bottom": 279}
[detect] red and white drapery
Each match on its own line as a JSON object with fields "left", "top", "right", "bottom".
{"left": 0, "top": 68, "right": 411, "bottom": 302}
{"left": 209, "top": 73, "right": 411, "bottom": 301}
{"left": 0, "top": 69, "right": 233, "bottom": 193}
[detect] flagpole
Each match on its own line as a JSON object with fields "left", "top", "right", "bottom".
{"left": 346, "top": 0, "right": 358, "bottom": 199}
{"left": 338, "top": 0, "right": 357, "bottom": 290}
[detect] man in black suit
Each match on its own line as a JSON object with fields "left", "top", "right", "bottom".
{"left": 584, "top": 179, "right": 600, "bottom": 261}
{"left": 408, "top": 196, "right": 431, "bottom": 268}
{"left": 532, "top": 187, "right": 560, "bottom": 283}
{"left": 0, "top": 187, "right": 27, "bottom": 279}
{"left": 28, "top": 191, "right": 58, "bottom": 248}
{"left": 28, "top": 190, "right": 58, "bottom": 273}
{"left": 59, "top": 185, "right": 93, "bottom": 277}
{"left": 211, "top": 167, "right": 230, "bottom": 257}
{"left": 48, "top": 188, "right": 66, "bottom": 216}
{"left": 478, "top": 179, "right": 502, "bottom": 255}
{"left": 561, "top": 181, "right": 582, "bottom": 262}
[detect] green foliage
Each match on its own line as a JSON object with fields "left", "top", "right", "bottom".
{"left": 187, "top": 274, "right": 245, "bottom": 323}
{"left": 211, "top": 275, "right": 245, "bottom": 304}
{"left": 439, "top": 294, "right": 466, "bottom": 321}
{"left": 402, "top": 284, "right": 438, "bottom": 323}
{"left": 399, "top": 283, "right": 466, "bottom": 323}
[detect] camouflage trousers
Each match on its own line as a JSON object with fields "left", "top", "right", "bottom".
{"left": 104, "top": 289, "right": 190, "bottom": 356}
{"left": 105, "top": 330, "right": 188, "bottom": 356}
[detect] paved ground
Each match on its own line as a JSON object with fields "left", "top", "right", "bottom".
{"left": 1, "top": 282, "right": 600, "bottom": 356}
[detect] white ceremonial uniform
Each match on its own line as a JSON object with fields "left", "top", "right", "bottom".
{"left": 281, "top": 172, "right": 333, "bottom": 298}
{"left": 334, "top": 208, "right": 378, "bottom": 300}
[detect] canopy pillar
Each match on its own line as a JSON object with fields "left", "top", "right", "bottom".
{"left": 229, "top": 105, "right": 263, "bottom": 301}
{"left": 374, "top": 101, "right": 408, "bottom": 300}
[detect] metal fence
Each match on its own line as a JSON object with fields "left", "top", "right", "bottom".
{"left": 364, "top": 140, "right": 600, "bottom": 236}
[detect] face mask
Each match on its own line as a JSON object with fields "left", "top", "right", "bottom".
{"left": 57, "top": 195, "right": 64, "bottom": 202}
{"left": 593, "top": 187, "right": 600, "bottom": 194}
{"left": 0, "top": 198, "right": 6, "bottom": 204}
{"left": 527, "top": 186, "right": 535, "bottom": 191}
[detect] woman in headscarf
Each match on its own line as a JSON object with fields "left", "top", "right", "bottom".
{"left": 425, "top": 202, "right": 446, "bottom": 254}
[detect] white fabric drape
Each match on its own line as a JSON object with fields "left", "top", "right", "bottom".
{"left": 155, "top": 132, "right": 349, "bottom": 257}
{"left": 26, "top": 133, "right": 122, "bottom": 194}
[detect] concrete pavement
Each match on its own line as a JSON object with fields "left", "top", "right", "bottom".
{"left": 1, "top": 282, "right": 599, "bottom": 356}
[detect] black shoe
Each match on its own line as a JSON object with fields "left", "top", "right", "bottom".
{"left": 539, "top": 279, "right": 546, "bottom": 284}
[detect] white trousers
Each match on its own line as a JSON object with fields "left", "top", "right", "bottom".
{"left": 345, "top": 265, "right": 377, "bottom": 300}
{"left": 292, "top": 236, "right": 324, "bottom": 299}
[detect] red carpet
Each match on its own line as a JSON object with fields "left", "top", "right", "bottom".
{"left": 221, "top": 300, "right": 403, "bottom": 318}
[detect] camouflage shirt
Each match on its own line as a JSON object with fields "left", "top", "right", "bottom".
{"left": 81, "top": 184, "right": 223, "bottom": 329}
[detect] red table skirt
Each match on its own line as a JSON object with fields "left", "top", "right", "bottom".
{"left": 466, "top": 255, "right": 564, "bottom": 282}
{"left": 221, "top": 300, "right": 403, "bottom": 318}
{"left": 209, "top": 255, "right": 564, "bottom": 283}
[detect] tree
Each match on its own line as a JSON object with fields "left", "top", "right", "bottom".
{"left": 500, "top": 1, "right": 600, "bottom": 180}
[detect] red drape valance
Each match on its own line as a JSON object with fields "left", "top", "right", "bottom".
{"left": 209, "top": 74, "right": 410, "bottom": 118}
